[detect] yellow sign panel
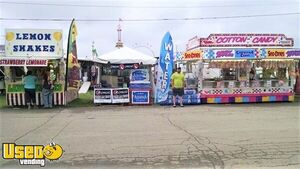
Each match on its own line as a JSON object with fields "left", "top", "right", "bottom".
{"left": 266, "top": 49, "right": 286, "bottom": 58}
{"left": 183, "top": 49, "right": 203, "bottom": 60}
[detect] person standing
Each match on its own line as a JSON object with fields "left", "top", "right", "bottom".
{"left": 171, "top": 67, "right": 185, "bottom": 107}
{"left": 23, "top": 70, "right": 37, "bottom": 109}
{"left": 91, "top": 64, "right": 98, "bottom": 86}
{"left": 249, "top": 67, "right": 256, "bottom": 80}
{"left": 42, "top": 71, "right": 53, "bottom": 108}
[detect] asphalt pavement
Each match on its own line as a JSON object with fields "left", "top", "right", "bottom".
{"left": 1, "top": 101, "right": 299, "bottom": 169}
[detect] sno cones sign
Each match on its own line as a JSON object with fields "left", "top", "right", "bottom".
{"left": 155, "top": 32, "right": 174, "bottom": 103}
{"left": 66, "top": 19, "right": 80, "bottom": 90}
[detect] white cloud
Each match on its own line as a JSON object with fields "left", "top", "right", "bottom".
{"left": 0, "top": 0, "right": 299, "bottom": 59}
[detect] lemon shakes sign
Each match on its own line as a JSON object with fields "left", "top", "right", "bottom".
{"left": 2, "top": 142, "right": 63, "bottom": 167}
{"left": 5, "top": 29, "right": 63, "bottom": 58}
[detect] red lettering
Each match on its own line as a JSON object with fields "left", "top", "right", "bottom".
{"left": 25, "top": 59, "right": 47, "bottom": 66}
{"left": 226, "top": 37, "right": 232, "bottom": 43}
{"left": 253, "top": 36, "right": 278, "bottom": 44}
{"left": 252, "top": 37, "right": 260, "bottom": 43}
{"left": 268, "top": 51, "right": 285, "bottom": 57}
{"left": 216, "top": 36, "right": 247, "bottom": 44}
{"left": 216, "top": 37, "right": 224, "bottom": 43}
{"left": 216, "top": 37, "right": 231, "bottom": 43}
{"left": 0, "top": 59, "right": 26, "bottom": 65}
{"left": 235, "top": 37, "right": 247, "bottom": 43}
{"left": 275, "top": 51, "right": 284, "bottom": 56}
{"left": 269, "top": 37, "right": 277, "bottom": 43}
{"left": 184, "top": 52, "right": 200, "bottom": 59}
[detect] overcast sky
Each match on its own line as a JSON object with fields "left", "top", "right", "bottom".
{"left": 1, "top": 0, "right": 299, "bottom": 59}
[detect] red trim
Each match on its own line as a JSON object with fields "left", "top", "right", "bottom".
{"left": 201, "top": 92, "right": 294, "bottom": 98}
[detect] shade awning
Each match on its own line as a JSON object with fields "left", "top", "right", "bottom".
{"left": 78, "top": 57, "right": 108, "bottom": 64}
{"left": 97, "top": 46, "right": 157, "bottom": 65}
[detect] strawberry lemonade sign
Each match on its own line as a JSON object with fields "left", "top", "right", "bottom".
{"left": 200, "top": 34, "right": 293, "bottom": 47}
{"left": 5, "top": 29, "right": 63, "bottom": 58}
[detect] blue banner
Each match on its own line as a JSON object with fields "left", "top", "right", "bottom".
{"left": 235, "top": 49, "right": 257, "bottom": 59}
{"left": 155, "top": 32, "right": 173, "bottom": 103}
{"left": 130, "top": 69, "right": 149, "bottom": 82}
{"left": 203, "top": 49, "right": 258, "bottom": 59}
{"left": 132, "top": 91, "right": 149, "bottom": 104}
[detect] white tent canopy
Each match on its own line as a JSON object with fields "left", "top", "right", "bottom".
{"left": 78, "top": 57, "right": 108, "bottom": 64}
{"left": 97, "top": 46, "right": 157, "bottom": 65}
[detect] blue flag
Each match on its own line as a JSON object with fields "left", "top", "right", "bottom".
{"left": 155, "top": 32, "right": 173, "bottom": 103}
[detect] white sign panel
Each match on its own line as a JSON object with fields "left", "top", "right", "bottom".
{"left": 5, "top": 29, "right": 63, "bottom": 58}
{"left": 94, "top": 88, "right": 112, "bottom": 103}
{"left": 0, "top": 59, "right": 48, "bottom": 67}
{"left": 112, "top": 88, "right": 130, "bottom": 103}
{"left": 266, "top": 80, "right": 272, "bottom": 87}
{"left": 228, "top": 81, "right": 235, "bottom": 88}
{"left": 186, "top": 36, "right": 200, "bottom": 51}
{"left": 200, "top": 34, "right": 293, "bottom": 47}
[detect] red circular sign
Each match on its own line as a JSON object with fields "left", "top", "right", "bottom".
{"left": 133, "top": 63, "right": 139, "bottom": 69}
{"left": 119, "top": 64, "right": 125, "bottom": 70}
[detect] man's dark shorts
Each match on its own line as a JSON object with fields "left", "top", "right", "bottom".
{"left": 172, "top": 88, "right": 184, "bottom": 96}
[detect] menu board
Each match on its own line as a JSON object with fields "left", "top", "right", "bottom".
{"left": 94, "top": 88, "right": 112, "bottom": 103}
{"left": 112, "top": 88, "right": 129, "bottom": 103}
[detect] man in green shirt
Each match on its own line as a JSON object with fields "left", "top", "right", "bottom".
{"left": 171, "top": 67, "right": 185, "bottom": 107}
